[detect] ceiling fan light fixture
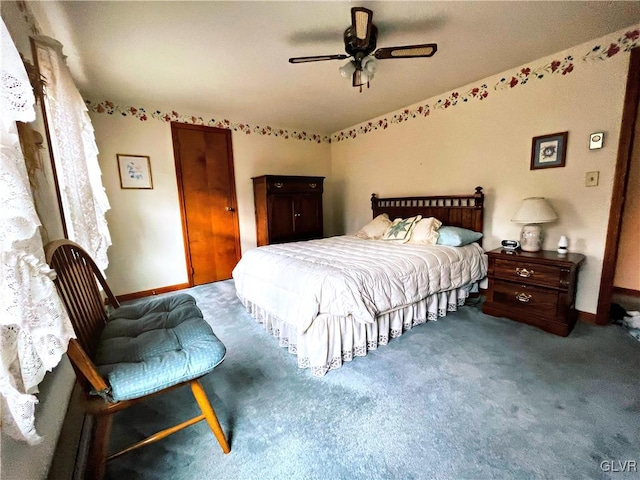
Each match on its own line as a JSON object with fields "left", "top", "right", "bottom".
{"left": 362, "top": 55, "right": 378, "bottom": 75}
{"left": 289, "top": 7, "right": 438, "bottom": 92}
{"left": 339, "top": 61, "right": 356, "bottom": 79}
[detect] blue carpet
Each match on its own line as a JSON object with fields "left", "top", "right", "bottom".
{"left": 105, "top": 280, "right": 640, "bottom": 480}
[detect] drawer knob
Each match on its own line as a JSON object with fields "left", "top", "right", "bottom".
{"left": 516, "top": 267, "right": 534, "bottom": 278}
{"left": 515, "top": 292, "right": 532, "bottom": 303}
{"left": 274, "top": 182, "right": 284, "bottom": 188}
{"left": 309, "top": 183, "right": 317, "bottom": 188}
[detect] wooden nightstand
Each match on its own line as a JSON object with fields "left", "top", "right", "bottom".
{"left": 482, "top": 248, "right": 585, "bottom": 336}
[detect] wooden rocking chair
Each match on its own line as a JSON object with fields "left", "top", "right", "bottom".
{"left": 45, "top": 240, "right": 230, "bottom": 479}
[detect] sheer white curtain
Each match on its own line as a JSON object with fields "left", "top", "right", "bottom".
{"left": 33, "top": 36, "right": 112, "bottom": 272}
{"left": 0, "top": 18, "right": 75, "bottom": 444}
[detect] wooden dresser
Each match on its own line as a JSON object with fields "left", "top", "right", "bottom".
{"left": 252, "top": 175, "right": 324, "bottom": 246}
{"left": 482, "top": 248, "right": 585, "bottom": 336}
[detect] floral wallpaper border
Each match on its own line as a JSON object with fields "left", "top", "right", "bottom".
{"left": 331, "top": 27, "right": 639, "bottom": 143}
{"left": 84, "top": 101, "right": 331, "bottom": 144}
{"left": 85, "top": 27, "right": 639, "bottom": 145}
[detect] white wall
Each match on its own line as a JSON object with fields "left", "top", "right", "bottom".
{"left": 90, "top": 110, "right": 332, "bottom": 295}
{"left": 330, "top": 29, "right": 635, "bottom": 315}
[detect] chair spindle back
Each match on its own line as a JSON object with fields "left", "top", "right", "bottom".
{"left": 45, "top": 240, "right": 120, "bottom": 393}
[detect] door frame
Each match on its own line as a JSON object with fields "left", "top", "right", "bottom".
{"left": 596, "top": 47, "right": 640, "bottom": 325}
{"left": 171, "top": 122, "right": 241, "bottom": 286}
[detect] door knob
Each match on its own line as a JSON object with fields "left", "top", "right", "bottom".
{"left": 225, "top": 206, "right": 235, "bottom": 212}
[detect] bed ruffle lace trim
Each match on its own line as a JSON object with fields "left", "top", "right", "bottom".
{"left": 240, "top": 286, "right": 472, "bottom": 377}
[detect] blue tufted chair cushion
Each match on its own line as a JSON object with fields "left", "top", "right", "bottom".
{"left": 94, "top": 294, "right": 226, "bottom": 402}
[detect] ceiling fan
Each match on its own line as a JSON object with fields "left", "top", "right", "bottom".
{"left": 289, "top": 7, "right": 438, "bottom": 92}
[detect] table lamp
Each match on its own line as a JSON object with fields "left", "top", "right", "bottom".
{"left": 511, "top": 197, "right": 558, "bottom": 252}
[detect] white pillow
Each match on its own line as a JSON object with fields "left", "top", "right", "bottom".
{"left": 409, "top": 217, "right": 442, "bottom": 245}
{"left": 382, "top": 215, "right": 422, "bottom": 243}
{"left": 355, "top": 213, "right": 392, "bottom": 239}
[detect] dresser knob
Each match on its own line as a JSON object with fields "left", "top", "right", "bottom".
{"left": 515, "top": 292, "right": 532, "bottom": 303}
{"left": 516, "top": 267, "right": 534, "bottom": 278}
{"left": 309, "top": 183, "right": 317, "bottom": 188}
{"left": 274, "top": 182, "right": 284, "bottom": 188}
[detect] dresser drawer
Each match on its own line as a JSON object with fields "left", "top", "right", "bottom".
{"left": 492, "top": 280, "right": 559, "bottom": 317}
{"left": 266, "top": 179, "right": 323, "bottom": 193}
{"left": 494, "top": 259, "right": 562, "bottom": 289}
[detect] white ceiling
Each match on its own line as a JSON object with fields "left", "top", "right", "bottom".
{"left": 37, "top": 1, "right": 640, "bottom": 134}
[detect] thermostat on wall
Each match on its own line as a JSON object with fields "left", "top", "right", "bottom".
{"left": 589, "top": 132, "right": 604, "bottom": 150}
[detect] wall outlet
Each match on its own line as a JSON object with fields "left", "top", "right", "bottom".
{"left": 586, "top": 171, "right": 599, "bottom": 187}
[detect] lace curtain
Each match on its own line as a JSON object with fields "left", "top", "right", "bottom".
{"left": 1, "top": 18, "right": 75, "bottom": 444}
{"left": 33, "top": 36, "right": 112, "bottom": 272}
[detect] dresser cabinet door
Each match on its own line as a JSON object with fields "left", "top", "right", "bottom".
{"left": 293, "top": 194, "right": 322, "bottom": 239}
{"left": 268, "top": 194, "right": 295, "bottom": 243}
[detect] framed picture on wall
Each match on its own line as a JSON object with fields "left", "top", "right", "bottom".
{"left": 117, "top": 154, "right": 153, "bottom": 189}
{"left": 530, "top": 131, "right": 568, "bottom": 170}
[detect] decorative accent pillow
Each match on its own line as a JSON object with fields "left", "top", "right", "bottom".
{"left": 355, "top": 213, "right": 392, "bottom": 239}
{"left": 409, "top": 217, "right": 442, "bottom": 245}
{"left": 436, "top": 226, "right": 483, "bottom": 246}
{"left": 382, "top": 215, "right": 422, "bottom": 243}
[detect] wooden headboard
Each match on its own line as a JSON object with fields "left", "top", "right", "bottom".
{"left": 371, "top": 186, "right": 484, "bottom": 233}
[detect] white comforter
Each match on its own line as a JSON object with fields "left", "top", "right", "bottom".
{"left": 233, "top": 236, "right": 487, "bottom": 334}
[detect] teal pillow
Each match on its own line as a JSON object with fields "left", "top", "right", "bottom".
{"left": 436, "top": 226, "right": 483, "bottom": 246}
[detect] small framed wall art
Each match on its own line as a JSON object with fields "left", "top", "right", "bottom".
{"left": 117, "top": 154, "right": 153, "bottom": 189}
{"left": 530, "top": 131, "right": 568, "bottom": 170}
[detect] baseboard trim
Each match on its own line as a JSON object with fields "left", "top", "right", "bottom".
{"left": 577, "top": 310, "right": 598, "bottom": 325}
{"left": 613, "top": 286, "right": 640, "bottom": 298}
{"left": 116, "top": 282, "right": 190, "bottom": 302}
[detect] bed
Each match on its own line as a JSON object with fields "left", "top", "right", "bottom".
{"left": 233, "top": 187, "right": 487, "bottom": 376}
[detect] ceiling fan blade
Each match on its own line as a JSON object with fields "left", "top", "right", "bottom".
{"left": 374, "top": 43, "right": 438, "bottom": 59}
{"left": 351, "top": 7, "right": 373, "bottom": 47}
{"left": 289, "top": 54, "right": 349, "bottom": 64}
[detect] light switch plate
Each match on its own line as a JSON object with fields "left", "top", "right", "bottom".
{"left": 586, "top": 171, "right": 599, "bottom": 187}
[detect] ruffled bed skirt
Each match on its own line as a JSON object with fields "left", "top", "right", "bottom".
{"left": 239, "top": 285, "right": 473, "bottom": 377}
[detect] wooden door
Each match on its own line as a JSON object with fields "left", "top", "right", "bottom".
{"left": 171, "top": 123, "right": 241, "bottom": 285}
{"left": 294, "top": 194, "right": 322, "bottom": 238}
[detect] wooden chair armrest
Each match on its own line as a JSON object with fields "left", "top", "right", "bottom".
{"left": 67, "top": 339, "right": 110, "bottom": 394}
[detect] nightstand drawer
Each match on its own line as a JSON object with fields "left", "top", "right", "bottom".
{"left": 494, "top": 259, "right": 562, "bottom": 289}
{"left": 492, "top": 280, "right": 559, "bottom": 316}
